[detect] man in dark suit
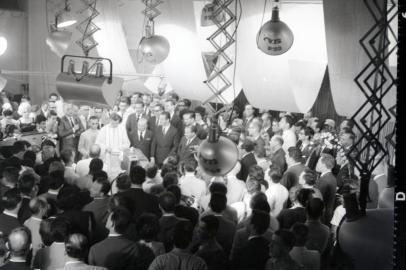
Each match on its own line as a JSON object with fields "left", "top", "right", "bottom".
{"left": 247, "top": 121, "right": 266, "bottom": 156}
{"left": 177, "top": 125, "right": 200, "bottom": 162}
{"left": 17, "top": 174, "right": 37, "bottom": 224}
{"left": 297, "top": 127, "right": 316, "bottom": 164}
{"left": 151, "top": 112, "right": 180, "bottom": 166}
{"left": 270, "top": 135, "right": 287, "bottom": 173}
{"left": 231, "top": 210, "right": 271, "bottom": 270}
{"left": 126, "top": 100, "right": 148, "bottom": 139}
{"left": 117, "top": 165, "right": 161, "bottom": 219}
{"left": 58, "top": 103, "right": 85, "bottom": 152}
{"left": 237, "top": 140, "right": 257, "bottom": 182}
{"left": 127, "top": 117, "right": 153, "bottom": 160}
{"left": 88, "top": 207, "right": 155, "bottom": 270}
{"left": 315, "top": 153, "right": 337, "bottom": 224}
{"left": 281, "top": 147, "right": 306, "bottom": 191}
{"left": 148, "top": 103, "right": 164, "bottom": 132}
{"left": 242, "top": 104, "right": 256, "bottom": 133}
{"left": 261, "top": 112, "right": 275, "bottom": 139}
{"left": 0, "top": 188, "right": 22, "bottom": 238}
{"left": 209, "top": 193, "right": 236, "bottom": 256}
{"left": 164, "top": 99, "right": 182, "bottom": 133}
{"left": 157, "top": 192, "right": 187, "bottom": 252}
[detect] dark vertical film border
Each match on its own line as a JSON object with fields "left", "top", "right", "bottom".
{"left": 394, "top": 1, "right": 405, "bottom": 269}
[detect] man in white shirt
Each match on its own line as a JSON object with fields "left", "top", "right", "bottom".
{"left": 179, "top": 159, "right": 207, "bottom": 209}
{"left": 75, "top": 144, "right": 102, "bottom": 177}
{"left": 78, "top": 116, "right": 100, "bottom": 159}
{"left": 225, "top": 162, "right": 247, "bottom": 205}
{"left": 265, "top": 165, "right": 289, "bottom": 217}
{"left": 279, "top": 115, "right": 297, "bottom": 153}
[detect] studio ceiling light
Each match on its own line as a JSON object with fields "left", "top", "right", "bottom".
{"left": 257, "top": 0, "right": 294, "bottom": 56}
{"left": 56, "top": 0, "right": 77, "bottom": 28}
{"left": 0, "top": 36, "right": 7, "bottom": 56}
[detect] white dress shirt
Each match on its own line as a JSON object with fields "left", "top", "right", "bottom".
{"left": 179, "top": 172, "right": 207, "bottom": 207}
{"left": 282, "top": 128, "right": 297, "bottom": 152}
{"left": 265, "top": 183, "right": 289, "bottom": 217}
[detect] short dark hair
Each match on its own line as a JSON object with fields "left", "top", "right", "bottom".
{"left": 162, "top": 172, "right": 178, "bottom": 189}
{"left": 194, "top": 106, "right": 206, "bottom": 117}
{"left": 200, "top": 215, "right": 219, "bottom": 236}
{"left": 110, "top": 207, "right": 132, "bottom": 234}
{"left": 250, "top": 210, "right": 270, "bottom": 235}
{"left": 65, "top": 233, "right": 89, "bottom": 259}
{"left": 250, "top": 192, "right": 270, "bottom": 213}
{"left": 36, "top": 114, "right": 47, "bottom": 124}
{"left": 92, "top": 170, "right": 108, "bottom": 182}
{"left": 287, "top": 147, "right": 302, "bottom": 163}
{"left": 12, "top": 141, "right": 26, "bottom": 154}
{"left": 268, "top": 165, "right": 282, "bottom": 183}
{"left": 283, "top": 115, "right": 294, "bottom": 128}
{"left": 18, "top": 174, "right": 36, "bottom": 196}
{"left": 29, "top": 197, "right": 48, "bottom": 216}
{"left": 146, "top": 164, "right": 158, "bottom": 178}
{"left": 209, "top": 192, "right": 227, "bottom": 213}
{"left": 116, "top": 173, "right": 131, "bottom": 191}
{"left": 2, "top": 166, "right": 19, "bottom": 185}
{"left": 291, "top": 222, "right": 308, "bottom": 246}
{"left": 160, "top": 111, "right": 170, "bottom": 120}
{"left": 48, "top": 172, "right": 64, "bottom": 190}
{"left": 274, "top": 229, "right": 296, "bottom": 251}
{"left": 130, "top": 165, "right": 146, "bottom": 185}
{"left": 160, "top": 163, "right": 177, "bottom": 178}
{"left": 296, "top": 188, "right": 314, "bottom": 207}
{"left": 303, "top": 127, "right": 315, "bottom": 138}
{"left": 51, "top": 217, "right": 71, "bottom": 242}
{"left": 173, "top": 220, "right": 194, "bottom": 249}
{"left": 209, "top": 182, "right": 227, "bottom": 195}
{"left": 341, "top": 119, "right": 354, "bottom": 130}
{"left": 110, "top": 112, "right": 122, "bottom": 123}
{"left": 159, "top": 191, "right": 177, "bottom": 213}
{"left": 166, "top": 184, "right": 181, "bottom": 204}
{"left": 136, "top": 213, "right": 160, "bottom": 241}
{"left": 60, "top": 148, "right": 74, "bottom": 164}
{"left": 183, "top": 158, "right": 197, "bottom": 172}
{"left": 306, "top": 198, "right": 324, "bottom": 220}
{"left": 272, "top": 135, "right": 284, "bottom": 146}
{"left": 2, "top": 188, "right": 22, "bottom": 210}
{"left": 95, "top": 177, "right": 111, "bottom": 195}
{"left": 23, "top": 150, "right": 36, "bottom": 164}
{"left": 119, "top": 96, "right": 130, "bottom": 105}
{"left": 319, "top": 153, "right": 335, "bottom": 169}
{"left": 89, "top": 158, "right": 103, "bottom": 175}
{"left": 303, "top": 168, "right": 317, "bottom": 186}
{"left": 248, "top": 165, "right": 264, "bottom": 181}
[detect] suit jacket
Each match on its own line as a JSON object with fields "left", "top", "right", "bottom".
{"left": 55, "top": 262, "right": 107, "bottom": 270}
{"left": 58, "top": 115, "right": 85, "bottom": 151}
{"left": 128, "top": 129, "right": 154, "bottom": 159}
{"left": 254, "top": 136, "right": 266, "bottom": 156}
{"left": 125, "top": 113, "right": 148, "bottom": 138}
{"left": 18, "top": 197, "right": 31, "bottom": 224}
{"left": 158, "top": 215, "right": 187, "bottom": 252}
{"left": 151, "top": 125, "right": 180, "bottom": 165}
{"left": 270, "top": 148, "right": 287, "bottom": 173}
{"left": 118, "top": 188, "right": 161, "bottom": 219}
{"left": 0, "top": 261, "right": 31, "bottom": 270}
{"left": 177, "top": 136, "right": 200, "bottom": 162}
{"left": 148, "top": 116, "right": 160, "bottom": 132}
{"left": 0, "top": 212, "right": 21, "bottom": 238}
{"left": 88, "top": 235, "right": 155, "bottom": 270}
{"left": 300, "top": 142, "right": 316, "bottom": 164}
{"left": 215, "top": 216, "right": 236, "bottom": 256}
{"left": 280, "top": 163, "right": 306, "bottom": 191}
{"left": 315, "top": 172, "right": 337, "bottom": 223}
{"left": 170, "top": 113, "right": 183, "bottom": 132}
{"left": 237, "top": 152, "right": 257, "bottom": 182}
{"left": 232, "top": 236, "right": 270, "bottom": 270}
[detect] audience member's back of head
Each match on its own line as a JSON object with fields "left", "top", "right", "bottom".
{"left": 268, "top": 165, "right": 283, "bottom": 184}
{"left": 159, "top": 191, "right": 177, "bottom": 213}
{"left": 183, "top": 158, "right": 197, "bottom": 173}
{"left": 306, "top": 198, "right": 324, "bottom": 220}
{"left": 209, "top": 192, "right": 227, "bottom": 214}
{"left": 2, "top": 166, "right": 19, "bottom": 186}
{"left": 291, "top": 222, "right": 308, "bottom": 247}
{"left": 130, "top": 165, "right": 146, "bottom": 185}
{"left": 287, "top": 147, "right": 303, "bottom": 163}
{"left": 250, "top": 210, "right": 270, "bottom": 235}
{"left": 39, "top": 218, "right": 54, "bottom": 246}
{"left": 8, "top": 227, "right": 32, "bottom": 257}
{"left": 166, "top": 184, "right": 181, "bottom": 204}
{"left": 162, "top": 172, "right": 178, "bottom": 189}
{"left": 18, "top": 174, "right": 36, "bottom": 196}
{"left": 89, "top": 145, "right": 101, "bottom": 159}
{"left": 296, "top": 188, "right": 314, "bottom": 207}
{"left": 57, "top": 186, "right": 82, "bottom": 211}
{"left": 200, "top": 214, "right": 220, "bottom": 238}
{"left": 2, "top": 188, "right": 22, "bottom": 210}
{"left": 60, "top": 149, "right": 74, "bottom": 164}
{"left": 29, "top": 197, "right": 49, "bottom": 216}
{"left": 65, "top": 233, "right": 89, "bottom": 260}
{"left": 136, "top": 213, "right": 160, "bottom": 241}
{"left": 116, "top": 173, "right": 131, "bottom": 192}
{"left": 250, "top": 192, "right": 271, "bottom": 213}
{"left": 109, "top": 207, "right": 132, "bottom": 234}
{"left": 146, "top": 163, "right": 159, "bottom": 179}
{"left": 51, "top": 217, "right": 71, "bottom": 243}
{"left": 92, "top": 170, "right": 108, "bottom": 182}
{"left": 209, "top": 182, "right": 227, "bottom": 195}
{"left": 160, "top": 163, "right": 177, "bottom": 178}
{"left": 173, "top": 220, "right": 194, "bottom": 249}
{"left": 89, "top": 158, "right": 103, "bottom": 175}
{"left": 274, "top": 229, "right": 296, "bottom": 252}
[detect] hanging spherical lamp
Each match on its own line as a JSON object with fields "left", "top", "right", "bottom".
{"left": 197, "top": 117, "right": 238, "bottom": 176}
{"left": 46, "top": 29, "right": 73, "bottom": 58}
{"left": 139, "top": 34, "right": 170, "bottom": 65}
{"left": 257, "top": 0, "right": 294, "bottom": 56}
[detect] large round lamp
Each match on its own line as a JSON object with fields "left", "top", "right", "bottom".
{"left": 197, "top": 117, "right": 238, "bottom": 176}
{"left": 56, "top": 0, "right": 77, "bottom": 28}
{"left": 139, "top": 33, "right": 170, "bottom": 65}
{"left": 46, "top": 29, "right": 73, "bottom": 58}
{"left": 257, "top": 0, "right": 294, "bottom": 56}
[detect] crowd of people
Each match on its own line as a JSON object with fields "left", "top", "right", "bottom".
{"left": 0, "top": 90, "right": 393, "bottom": 270}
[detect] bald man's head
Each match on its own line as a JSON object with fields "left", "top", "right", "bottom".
{"left": 8, "top": 227, "right": 31, "bottom": 257}
{"left": 89, "top": 144, "right": 101, "bottom": 158}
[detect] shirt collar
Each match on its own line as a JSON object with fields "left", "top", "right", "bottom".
{"left": 3, "top": 210, "right": 18, "bottom": 218}
{"left": 9, "top": 258, "right": 26, "bottom": 263}
{"left": 288, "top": 162, "right": 301, "bottom": 168}
{"left": 321, "top": 171, "right": 332, "bottom": 177}
{"left": 248, "top": 235, "right": 263, "bottom": 241}
{"left": 108, "top": 233, "right": 122, "bottom": 237}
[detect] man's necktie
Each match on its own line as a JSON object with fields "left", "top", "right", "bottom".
{"left": 69, "top": 117, "right": 75, "bottom": 128}
{"left": 140, "top": 132, "right": 143, "bottom": 141}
